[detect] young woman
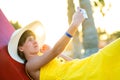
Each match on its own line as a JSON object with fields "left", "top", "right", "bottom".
{"left": 8, "top": 7, "right": 120, "bottom": 80}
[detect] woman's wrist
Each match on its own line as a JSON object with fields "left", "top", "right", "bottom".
{"left": 65, "top": 32, "right": 72, "bottom": 38}
{"left": 65, "top": 22, "right": 79, "bottom": 38}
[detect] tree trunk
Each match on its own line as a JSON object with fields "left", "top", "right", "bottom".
{"left": 79, "top": 0, "right": 99, "bottom": 58}
{"left": 67, "top": 0, "right": 82, "bottom": 58}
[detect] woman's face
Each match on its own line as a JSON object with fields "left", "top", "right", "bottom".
{"left": 19, "top": 36, "right": 40, "bottom": 55}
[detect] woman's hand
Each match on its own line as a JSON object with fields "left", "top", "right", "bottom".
{"left": 71, "top": 7, "right": 85, "bottom": 27}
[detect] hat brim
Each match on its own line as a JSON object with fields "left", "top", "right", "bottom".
{"left": 8, "top": 21, "right": 46, "bottom": 64}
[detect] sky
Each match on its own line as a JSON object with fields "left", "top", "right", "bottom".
{"left": 0, "top": 0, "right": 68, "bottom": 47}
{"left": 93, "top": 0, "right": 120, "bottom": 33}
{"left": 0, "top": 0, "right": 120, "bottom": 47}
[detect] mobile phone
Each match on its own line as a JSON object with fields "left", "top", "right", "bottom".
{"left": 80, "top": 9, "right": 88, "bottom": 19}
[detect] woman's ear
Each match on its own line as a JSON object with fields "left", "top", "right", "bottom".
{"left": 40, "top": 44, "right": 51, "bottom": 53}
{"left": 18, "top": 46, "right": 24, "bottom": 52}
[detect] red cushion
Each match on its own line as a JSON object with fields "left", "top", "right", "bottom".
{"left": 0, "top": 9, "right": 30, "bottom": 80}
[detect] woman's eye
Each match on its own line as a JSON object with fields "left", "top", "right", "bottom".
{"left": 29, "top": 38, "right": 34, "bottom": 41}
{"left": 27, "top": 36, "right": 35, "bottom": 42}
{"left": 29, "top": 38, "right": 32, "bottom": 41}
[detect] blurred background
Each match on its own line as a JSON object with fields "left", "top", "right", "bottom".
{"left": 0, "top": 0, "right": 120, "bottom": 58}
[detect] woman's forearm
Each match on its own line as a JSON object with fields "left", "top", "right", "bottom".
{"left": 51, "top": 23, "right": 79, "bottom": 57}
{"left": 51, "top": 8, "right": 85, "bottom": 57}
{"left": 43, "top": 8, "right": 85, "bottom": 63}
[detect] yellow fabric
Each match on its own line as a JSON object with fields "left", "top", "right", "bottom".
{"left": 40, "top": 38, "right": 120, "bottom": 80}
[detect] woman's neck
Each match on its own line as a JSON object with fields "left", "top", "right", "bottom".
{"left": 25, "top": 53, "right": 40, "bottom": 61}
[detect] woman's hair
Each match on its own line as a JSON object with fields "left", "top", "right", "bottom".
{"left": 17, "top": 30, "right": 36, "bottom": 64}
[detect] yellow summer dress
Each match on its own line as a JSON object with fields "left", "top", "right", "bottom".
{"left": 40, "top": 38, "right": 120, "bottom": 80}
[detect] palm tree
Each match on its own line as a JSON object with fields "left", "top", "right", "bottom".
{"left": 10, "top": 21, "right": 21, "bottom": 30}
{"left": 67, "top": 0, "right": 82, "bottom": 58}
{"left": 79, "top": 0, "right": 99, "bottom": 58}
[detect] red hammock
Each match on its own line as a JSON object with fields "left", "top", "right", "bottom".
{"left": 0, "top": 9, "right": 30, "bottom": 80}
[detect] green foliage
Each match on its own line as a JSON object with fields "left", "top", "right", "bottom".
{"left": 94, "top": 2, "right": 98, "bottom": 7}
{"left": 97, "top": 27, "right": 107, "bottom": 37}
{"left": 111, "top": 31, "right": 120, "bottom": 39}
{"left": 10, "top": 21, "right": 21, "bottom": 30}
{"left": 99, "top": 0, "right": 105, "bottom": 7}
{"left": 97, "top": 27, "right": 120, "bottom": 44}
{"left": 93, "top": 0, "right": 105, "bottom": 7}
{"left": 93, "top": 0, "right": 105, "bottom": 16}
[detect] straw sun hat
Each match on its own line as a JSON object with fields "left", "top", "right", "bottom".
{"left": 8, "top": 21, "right": 46, "bottom": 64}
